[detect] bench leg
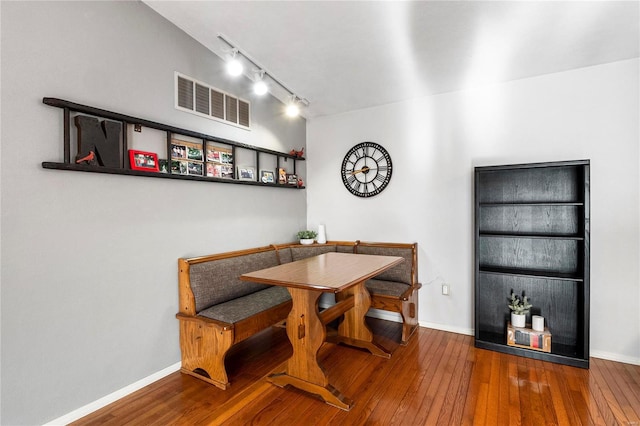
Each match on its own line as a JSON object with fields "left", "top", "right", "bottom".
{"left": 178, "top": 319, "right": 234, "bottom": 389}
{"left": 400, "top": 291, "right": 419, "bottom": 345}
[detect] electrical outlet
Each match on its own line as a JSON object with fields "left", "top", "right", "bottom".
{"left": 442, "top": 283, "right": 450, "bottom": 295}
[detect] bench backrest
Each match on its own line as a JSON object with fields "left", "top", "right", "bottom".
{"left": 355, "top": 242, "right": 417, "bottom": 286}
{"left": 179, "top": 246, "right": 279, "bottom": 314}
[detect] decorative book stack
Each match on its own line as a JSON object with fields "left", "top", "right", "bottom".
{"left": 507, "top": 322, "right": 551, "bottom": 353}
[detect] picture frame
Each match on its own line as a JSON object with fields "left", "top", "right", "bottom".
{"left": 171, "top": 160, "right": 188, "bottom": 175}
{"left": 129, "top": 150, "right": 159, "bottom": 172}
{"left": 171, "top": 143, "right": 187, "bottom": 159}
{"left": 187, "top": 146, "right": 204, "bottom": 162}
{"left": 158, "top": 159, "right": 169, "bottom": 173}
{"left": 260, "top": 169, "right": 275, "bottom": 184}
{"left": 221, "top": 165, "right": 234, "bottom": 179}
{"left": 237, "top": 165, "right": 256, "bottom": 181}
{"left": 187, "top": 161, "right": 203, "bottom": 176}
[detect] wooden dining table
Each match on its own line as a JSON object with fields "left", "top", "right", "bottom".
{"left": 240, "top": 251, "right": 403, "bottom": 410}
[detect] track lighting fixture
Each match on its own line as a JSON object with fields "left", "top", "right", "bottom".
{"left": 226, "top": 49, "right": 243, "bottom": 77}
{"left": 217, "top": 33, "right": 309, "bottom": 116}
{"left": 253, "top": 70, "right": 268, "bottom": 96}
{"left": 285, "top": 96, "right": 300, "bottom": 117}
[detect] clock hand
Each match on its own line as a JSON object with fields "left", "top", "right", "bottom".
{"left": 349, "top": 166, "right": 376, "bottom": 175}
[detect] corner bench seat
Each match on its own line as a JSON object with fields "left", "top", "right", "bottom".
{"left": 177, "top": 240, "right": 421, "bottom": 389}
{"left": 197, "top": 286, "right": 291, "bottom": 324}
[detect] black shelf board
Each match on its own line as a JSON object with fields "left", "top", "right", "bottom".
{"left": 479, "top": 202, "right": 583, "bottom": 207}
{"left": 42, "top": 162, "right": 305, "bottom": 189}
{"left": 475, "top": 334, "right": 588, "bottom": 368}
{"left": 479, "top": 232, "right": 583, "bottom": 240}
{"left": 478, "top": 267, "right": 583, "bottom": 282}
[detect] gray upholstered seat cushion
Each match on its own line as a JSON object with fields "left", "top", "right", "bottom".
{"left": 197, "top": 286, "right": 291, "bottom": 324}
{"left": 189, "top": 250, "right": 279, "bottom": 312}
{"left": 365, "top": 278, "right": 410, "bottom": 298}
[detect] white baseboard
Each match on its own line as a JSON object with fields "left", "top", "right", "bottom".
{"left": 420, "top": 321, "right": 475, "bottom": 336}
{"left": 591, "top": 350, "right": 640, "bottom": 366}
{"left": 43, "top": 362, "right": 181, "bottom": 426}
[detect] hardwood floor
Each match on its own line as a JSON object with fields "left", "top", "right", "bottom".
{"left": 73, "top": 319, "right": 640, "bottom": 425}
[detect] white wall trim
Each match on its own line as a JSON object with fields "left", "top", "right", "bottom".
{"left": 43, "top": 362, "right": 181, "bottom": 426}
{"left": 591, "top": 350, "right": 640, "bottom": 366}
{"left": 420, "top": 321, "right": 475, "bottom": 337}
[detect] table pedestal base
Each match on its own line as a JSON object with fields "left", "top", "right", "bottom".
{"left": 267, "top": 372, "right": 354, "bottom": 411}
{"left": 268, "top": 282, "right": 391, "bottom": 410}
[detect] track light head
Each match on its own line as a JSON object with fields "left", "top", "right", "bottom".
{"left": 253, "top": 70, "right": 268, "bottom": 95}
{"left": 286, "top": 96, "right": 300, "bottom": 117}
{"left": 226, "top": 49, "right": 243, "bottom": 77}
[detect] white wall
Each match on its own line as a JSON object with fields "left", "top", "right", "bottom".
{"left": 307, "top": 59, "right": 640, "bottom": 363}
{"left": 0, "top": 2, "right": 306, "bottom": 424}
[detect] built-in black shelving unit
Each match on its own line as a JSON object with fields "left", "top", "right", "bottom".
{"left": 474, "top": 160, "right": 590, "bottom": 368}
{"left": 41, "top": 97, "right": 305, "bottom": 188}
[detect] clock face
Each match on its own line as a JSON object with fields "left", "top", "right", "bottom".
{"left": 341, "top": 142, "right": 392, "bottom": 197}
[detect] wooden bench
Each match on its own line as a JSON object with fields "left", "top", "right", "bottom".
{"left": 176, "top": 246, "right": 292, "bottom": 389}
{"left": 177, "top": 240, "right": 421, "bottom": 388}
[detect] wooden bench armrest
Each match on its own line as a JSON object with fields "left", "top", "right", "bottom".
{"left": 175, "top": 312, "right": 234, "bottom": 331}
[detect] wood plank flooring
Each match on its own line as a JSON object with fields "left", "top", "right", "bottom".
{"left": 73, "top": 319, "right": 640, "bottom": 425}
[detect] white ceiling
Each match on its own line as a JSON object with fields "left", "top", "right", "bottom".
{"left": 144, "top": 1, "right": 639, "bottom": 119}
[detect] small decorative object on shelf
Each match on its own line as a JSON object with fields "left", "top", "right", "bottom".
{"left": 508, "top": 291, "right": 531, "bottom": 328}
{"left": 129, "top": 150, "right": 159, "bottom": 172}
{"left": 287, "top": 174, "right": 298, "bottom": 186}
{"left": 317, "top": 224, "right": 327, "bottom": 244}
{"left": 289, "top": 147, "right": 304, "bottom": 158}
{"left": 507, "top": 323, "right": 551, "bottom": 353}
{"left": 532, "top": 315, "right": 545, "bottom": 332}
{"left": 297, "top": 230, "right": 317, "bottom": 245}
{"left": 278, "top": 168, "right": 287, "bottom": 184}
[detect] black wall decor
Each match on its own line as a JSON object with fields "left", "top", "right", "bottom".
{"left": 474, "top": 160, "right": 590, "bottom": 368}
{"left": 41, "top": 98, "right": 305, "bottom": 188}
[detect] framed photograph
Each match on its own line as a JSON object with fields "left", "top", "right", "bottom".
{"left": 237, "top": 165, "right": 256, "bottom": 181}
{"left": 221, "top": 165, "right": 234, "bottom": 179}
{"left": 171, "top": 143, "right": 187, "bottom": 159}
{"left": 278, "top": 168, "right": 287, "bottom": 184}
{"left": 260, "top": 169, "right": 275, "bottom": 184}
{"left": 171, "top": 160, "right": 188, "bottom": 175}
{"left": 206, "top": 163, "right": 222, "bottom": 178}
{"left": 206, "top": 148, "right": 221, "bottom": 162}
{"left": 158, "top": 159, "right": 169, "bottom": 173}
{"left": 221, "top": 152, "right": 233, "bottom": 164}
{"left": 187, "top": 146, "right": 203, "bottom": 162}
{"left": 187, "top": 161, "right": 203, "bottom": 176}
{"left": 129, "top": 150, "right": 159, "bottom": 172}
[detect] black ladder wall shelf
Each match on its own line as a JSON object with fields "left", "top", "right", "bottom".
{"left": 41, "top": 97, "right": 305, "bottom": 188}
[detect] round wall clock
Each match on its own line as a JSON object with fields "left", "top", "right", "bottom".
{"left": 341, "top": 142, "right": 392, "bottom": 197}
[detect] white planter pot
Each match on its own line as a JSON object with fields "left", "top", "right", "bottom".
{"left": 300, "top": 239, "right": 314, "bottom": 245}
{"left": 511, "top": 312, "right": 526, "bottom": 328}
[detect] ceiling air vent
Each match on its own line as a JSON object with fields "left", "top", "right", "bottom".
{"left": 174, "top": 72, "right": 250, "bottom": 130}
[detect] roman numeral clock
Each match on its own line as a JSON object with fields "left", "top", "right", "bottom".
{"left": 341, "top": 142, "right": 392, "bottom": 197}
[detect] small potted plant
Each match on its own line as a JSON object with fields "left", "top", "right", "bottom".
{"left": 297, "top": 230, "right": 317, "bottom": 245}
{"left": 508, "top": 291, "right": 531, "bottom": 328}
